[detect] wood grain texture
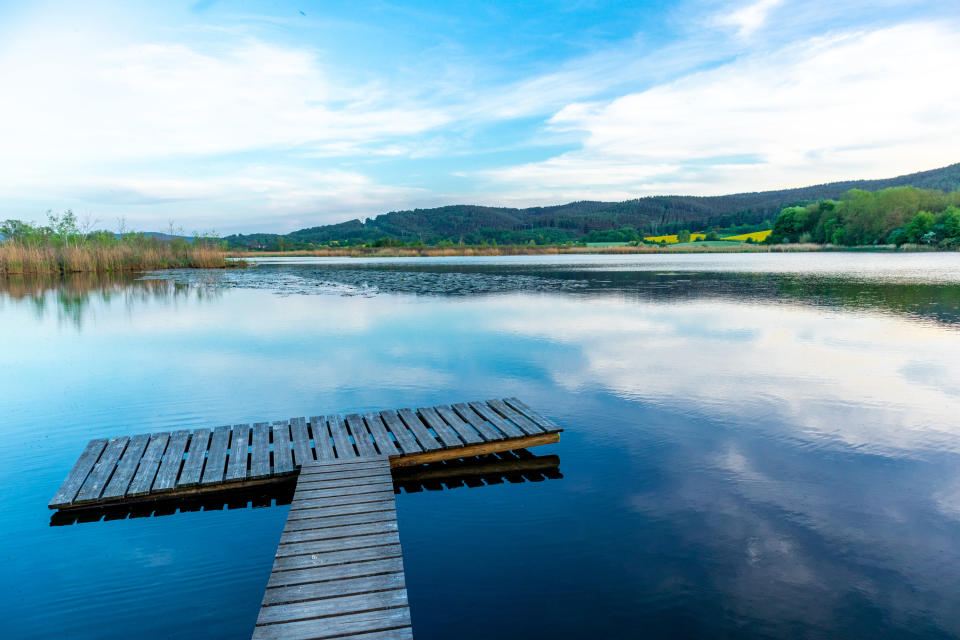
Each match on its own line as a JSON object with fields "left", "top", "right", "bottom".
{"left": 452, "top": 403, "right": 503, "bottom": 441}
{"left": 363, "top": 413, "right": 400, "bottom": 456}
{"left": 272, "top": 421, "right": 294, "bottom": 475}
{"left": 101, "top": 433, "right": 150, "bottom": 500}
{"left": 152, "top": 430, "right": 189, "bottom": 493}
{"left": 225, "top": 425, "right": 250, "bottom": 482}
{"left": 176, "top": 429, "right": 210, "bottom": 488}
{"left": 74, "top": 437, "right": 129, "bottom": 504}
{"left": 468, "top": 401, "right": 525, "bottom": 438}
{"left": 486, "top": 398, "right": 543, "bottom": 435}
{"left": 201, "top": 425, "right": 231, "bottom": 486}
{"left": 345, "top": 414, "right": 378, "bottom": 458}
{"left": 289, "top": 417, "right": 313, "bottom": 467}
{"left": 504, "top": 396, "right": 562, "bottom": 431}
{"left": 49, "top": 439, "right": 107, "bottom": 508}
{"left": 310, "top": 416, "right": 336, "bottom": 461}
{"left": 434, "top": 405, "right": 483, "bottom": 444}
{"left": 327, "top": 414, "right": 357, "bottom": 459}
{"left": 250, "top": 422, "right": 272, "bottom": 479}
{"left": 398, "top": 408, "right": 442, "bottom": 451}
{"left": 417, "top": 406, "right": 463, "bottom": 447}
{"left": 379, "top": 411, "right": 422, "bottom": 455}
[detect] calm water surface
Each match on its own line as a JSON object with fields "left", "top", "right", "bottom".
{"left": 3, "top": 253, "right": 960, "bottom": 639}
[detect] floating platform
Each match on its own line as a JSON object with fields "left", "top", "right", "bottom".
{"left": 49, "top": 397, "right": 561, "bottom": 511}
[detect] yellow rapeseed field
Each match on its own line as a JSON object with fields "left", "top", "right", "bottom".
{"left": 643, "top": 229, "right": 771, "bottom": 243}
{"left": 643, "top": 233, "right": 707, "bottom": 243}
{"left": 722, "top": 230, "right": 772, "bottom": 242}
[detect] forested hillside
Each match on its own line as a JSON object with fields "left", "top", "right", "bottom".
{"left": 225, "top": 163, "right": 960, "bottom": 249}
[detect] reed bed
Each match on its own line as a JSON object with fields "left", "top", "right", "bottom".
{"left": 0, "top": 241, "right": 235, "bottom": 276}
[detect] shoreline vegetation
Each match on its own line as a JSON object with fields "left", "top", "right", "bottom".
{"left": 0, "top": 212, "right": 238, "bottom": 276}
{"left": 227, "top": 242, "right": 928, "bottom": 259}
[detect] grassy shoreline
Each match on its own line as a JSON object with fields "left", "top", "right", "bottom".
{"left": 227, "top": 243, "right": 913, "bottom": 259}
{"left": 0, "top": 241, "right": 239, "bottom": 276}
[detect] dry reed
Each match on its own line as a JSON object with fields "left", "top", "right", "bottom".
{"left": 0, "top": 241, "right": 237, "bottom": 276}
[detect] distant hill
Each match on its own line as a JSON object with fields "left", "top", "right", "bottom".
{"left": 224, "top": 163, "right": 960, "bottom": 249}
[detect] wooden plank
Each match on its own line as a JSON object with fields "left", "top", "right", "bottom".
{"left": 272, "top": 421, "right": 294, "bottom": 475}
{"left": 397, "top": 408, "right": 442, "bottom": 451}
{"left": 327, "top": 414, "right": 357, "bottom": 458}
{"left": 285, "top": 500, "right": 397, "bottom": 523}
{"left": 152, "top": 430, "right": 189, "bottom": 493}
{"left": 417, "top": 406, "right": 464, "bottom": 447}
{"left": 282, "top": 510, "right": 398, "bottom": 533}
{"left": 390, "top": 431, "right": 561, "bottom": 468}
{"left": 469, "top": 401, "right": 525, "bottom": 438}
{"left": 272, "top": 544, "right": 404, "bottom": 571}
{"left": 252, "top": 608, "right": 411, "bottom": 640}
{"left": 452, "top": 403, "right": 503, "bottom": 441}
{"left": 176, "top": 429, "right": 210, "bottom": 488}
{"left": 504, "top": 396, "right": 561, "bottom": 431}
{"left": 293, "top": 482, "right": 395, "bottom": 501}
{"left": 434, "top": 405, "right": 483, "bottom": 444}
{"left": 289, "top": 417, "right": 313, "bottom": 467}
{"left": 310, "top": 416, "right": 336, "bottom": 461}
{"left": 74, "top": 437, "right": 129, "bottom": 504}
{"left": 266, "top": 557, "right": 405, "bottom": 588}
{"left": 263, "top": 572, "right": 405, "bottom": 605}
{"left": 250, "top": 422, "right": 272, "bottom": 479}
{"left": 487, "top": 398, "right": 543, "bottom": 435}
{"left": 290, "top": 491, "right": 397, "bottom": 511}
{"left": 275, "top": 531, "right": 400, "bottom": 557}
{"left": 297, "top": 468, "right": 393, "bottom": 485}
{"left": 379, "top": 411, "right": 422, "bottom": 455}
{"left": 201, "top": 425, "right": 231, "bottom": 486}
{"left": 101, "top": 433, "right": 150, "bottom": 500}
{"left": 280, "top": 520, "right": 398, "bottom": 544}
{"left": 257, "top": 589, "right": 408, "bottom": 625}
{"left": 49, "top": 439, "right": 107, "bottom": 508}
{"left": 225, "top": 424, "right": 250, "bottom": 481}
{"left": 345, "top": 414, "right": 378, "bottom": 457}
{"left": 363, "top": 413, "right": 400, "bottom": 456}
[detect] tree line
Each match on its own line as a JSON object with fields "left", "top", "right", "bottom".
{"left": 767, "top": 187, "right": 960, "bottom": 247}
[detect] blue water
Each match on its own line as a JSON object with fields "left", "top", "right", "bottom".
{"left": 3, "top": 253, "right": 960, "bottom": 639}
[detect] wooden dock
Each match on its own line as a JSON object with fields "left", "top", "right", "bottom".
{"left": 254, "top": 456, "right": 412, "bottom": 640}
{"left": 49, "top": 397, "right": 561, "bottom": 510}
{"left": 49, "top": 397, "right": 563, "bottom": 639}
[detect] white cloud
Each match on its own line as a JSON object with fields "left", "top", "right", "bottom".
{"left": 0, "top": 34, "right": 449, "bottom": 168}
{"left": 716, "top": 0, "right": 785, "bottom": 38}
{"left": 481, "top": 21, "right": 960, "bottom": 202}
{"left": 481, "top": 294, "right": 960, "bottom": 456}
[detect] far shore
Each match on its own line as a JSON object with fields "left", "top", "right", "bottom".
{"left": 226, "top": 243, "right": 945, "bottom": 259}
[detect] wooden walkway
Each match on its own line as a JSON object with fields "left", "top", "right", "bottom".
{"left": 254, "top": 456, "right": 412, "bottom": 640}
{"left": 49, "top": 398, "right": 561, "bottom": 510}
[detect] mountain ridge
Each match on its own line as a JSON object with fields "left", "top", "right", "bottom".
{"left": 225, "top": 163, "right": 960, "bottom": 248}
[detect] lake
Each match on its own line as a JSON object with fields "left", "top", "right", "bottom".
{"left": 3, "top": 253, "right": 960, "bottom": 639}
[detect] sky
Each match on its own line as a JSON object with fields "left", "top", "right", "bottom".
{"left": 0, "top": 0, "right": 958, "bottom": 234}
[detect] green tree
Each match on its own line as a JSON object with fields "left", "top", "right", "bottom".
{"left": 905, "top": 211, "right": 935, "bottom": 243}
{"left": 676, "top": 229, "right": 691, "bottom": 243}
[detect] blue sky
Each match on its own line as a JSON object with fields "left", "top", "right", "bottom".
{"left": 0, "top": 0, "right": 958, "bottom": 234}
